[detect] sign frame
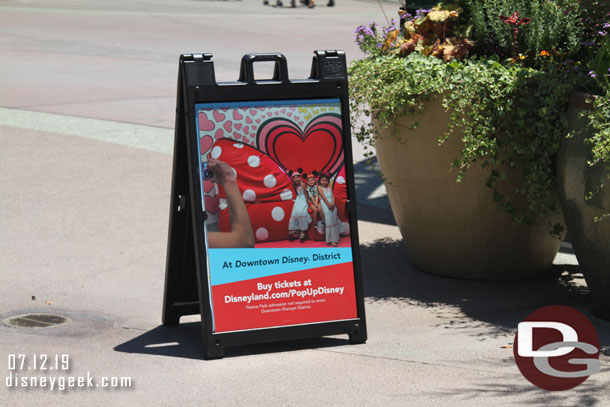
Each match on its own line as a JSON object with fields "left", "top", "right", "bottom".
{"left": 162, "top": 51, "right": 367, "bottom": 359}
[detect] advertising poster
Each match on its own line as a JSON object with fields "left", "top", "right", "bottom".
{"left": 196, "top": 99, "right": 358, "bottom": 333}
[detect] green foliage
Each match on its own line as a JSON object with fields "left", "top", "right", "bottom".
{"left": 349, "top": 54, "right": 451, "bottom": 144}
{"left": 350, "top": 1, "right": 610, "bottom": 228}
{"left": 586, "top": 36, "right": 610, "bottom": 91}
{"left": 576, "top": 3, "right": 610, "bottom": 216}
{"left": 465, "top": 0, "right": 583, "bottom": 67}
{"left": 585, "top": 90, "right": 610, "bottom": 211}
{"left": 589, "top": 93, "right": 610, "bottom": 167}
{"left": 578, "top": 0, "right": 610, "bottom": 43}
{"left": 349, "top": 53, "right": 576, "bottom": 229}
{"left": 443, "top": 59, "right": 575, "bottom": 224}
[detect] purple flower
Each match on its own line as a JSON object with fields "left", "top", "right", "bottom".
{"left": 588, "top": 70, "right": 597, "bottom": 78}
{"left": 414, "top": 8, "right": 431, "bottom": 18}
{"left": 599, "top": 31, "right": 608, "bottom": 36}
{"left": 581, "top": 41, "right": 596, "bottom": 47}
{"left": 354, "top": 24, "right": 376, "bottom": 37}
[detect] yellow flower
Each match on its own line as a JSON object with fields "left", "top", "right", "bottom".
{"left": 540, "top": 50, "right": 550, "bottom": 56}
{"left": 510, "top": 54, "right": 527, "bottom": 64}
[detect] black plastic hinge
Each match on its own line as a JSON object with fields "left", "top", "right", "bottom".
{"left": 310, "top": 50, "right": 346, "bottom": 80}
{"left": 182, "top": 53, "right": 213, "bottom": 63}
{"left": 182, "top": 53, "right": 216, "bottom": 85}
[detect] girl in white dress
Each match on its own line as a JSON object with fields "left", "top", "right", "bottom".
{"left": 288, "top": 169, "right": 311, "bottom": 241}
{"left": 317, "top": 173, "right": 340, "bottom": 246}
{"left": 304, "top": 172, "right": 323, "bottom": 228}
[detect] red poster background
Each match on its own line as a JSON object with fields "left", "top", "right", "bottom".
{"left": 211, "top": 262, "right": 357, "bottom": 333}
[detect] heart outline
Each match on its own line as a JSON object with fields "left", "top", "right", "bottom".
{"left": 256, "top": 113, "right": 343, "bottom": 176}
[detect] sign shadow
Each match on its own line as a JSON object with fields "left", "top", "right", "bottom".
{"left": 114, "top": 322, "right": 351, "bottom": 360}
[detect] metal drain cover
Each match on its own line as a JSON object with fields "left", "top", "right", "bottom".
{"left": 3, "top": 313, "right": 72, "bottom": 329}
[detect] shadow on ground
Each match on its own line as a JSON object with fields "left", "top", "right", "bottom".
{"left": 360, "top": 231, "right": 610, "bottom": 405}
{"left": 353, "top": 158, "right": 394, "bottom": 221}
{"left": 360, "top": 235, "right": 610, "bottom": 349}
{"left": 114, "top": 323, "right": 351, "bottom": 360}
{"left": 352, "top": 157, "right": 609, "bottom": 348}
{"left": 425, "top": 375, "right": 610, "bottom": 407}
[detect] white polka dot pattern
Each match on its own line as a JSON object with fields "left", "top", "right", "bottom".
{"left": 243, "top": 189, "right": 256, "bottom": 202}
{"left": 248, "top": 155, "right": 261, "bottom": 168}
{"left": 211, "top": 146, "right": 222, "bottom": 159}
{"left": 271, "top": 207, "right": 285, "bottom": 221}
{"left": 256, "top": 228, "right": 269, "bottom": 240}
{"left": 264, "top": 174, "right": 277, "bottom": 188}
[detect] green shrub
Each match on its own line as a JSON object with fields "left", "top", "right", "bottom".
{"left": 465, "top": 0, "right": 583, "bottom": 66}
{"left": 350, "top": 0, "right": 608, "bottom": 229}
{"left": 349, "top": 53, "right": 576, "bottom": 231}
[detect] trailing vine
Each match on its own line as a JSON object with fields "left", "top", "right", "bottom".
{"left": 349, "top": 53, "right": 575, "bottom": 235}
{"left": 349, "top": 0, "right": 610, "bottom": 233}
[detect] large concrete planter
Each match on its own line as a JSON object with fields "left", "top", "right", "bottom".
{"left": 558, "top": 92, "right": 610, "bottom": 319}
{"left": 375, "top": 95, "right": 563, "bottom": 280}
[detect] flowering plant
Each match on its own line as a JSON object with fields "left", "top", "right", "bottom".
{"left": 349, "top": 0, "right": 592, "bottom": 231}
{"left": 354, "top": 3, "right": 474, "bottom": 61}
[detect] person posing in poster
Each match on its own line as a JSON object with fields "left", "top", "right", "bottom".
{"left": 318, "top": 173, "right": 341, "bottom": 247}
{"left": 305, "top": 172, "right": 324, "bottom": 229}
{"left": 207, "top": 158, "right": 255, "bottom": 248}
{"left": 287, "top": 169, "right": 312, "bottom": 242}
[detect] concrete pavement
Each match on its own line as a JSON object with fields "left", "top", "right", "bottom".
{"left": 1, "top": 1, "right": 609, "bottom": 406}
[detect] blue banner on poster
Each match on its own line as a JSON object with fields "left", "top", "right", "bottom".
{"left": 208, "top": 247, "right": 353, "bottom": 286}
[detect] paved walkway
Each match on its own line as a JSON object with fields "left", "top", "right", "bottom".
{"left": 1, "top": 1, "right": 608, "bottom": 406}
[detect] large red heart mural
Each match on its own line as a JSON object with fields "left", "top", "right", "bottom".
{"left": 256, "top": 113, "right": 344, "bottom": 177}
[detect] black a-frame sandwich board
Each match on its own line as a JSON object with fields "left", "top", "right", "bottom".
{"left": 162, "top": 51, "right": 367, "bottom": 359}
